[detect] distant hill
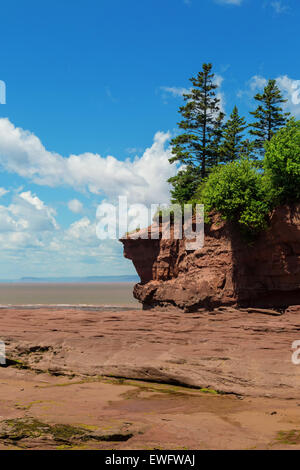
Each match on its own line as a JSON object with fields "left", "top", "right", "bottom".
{"left": 0, "top": 275, "right": 140, "bottom": 283}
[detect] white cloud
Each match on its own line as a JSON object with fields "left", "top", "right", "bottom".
{"left": 9, "top": 191, "right": 58, "bottom": 233}
{"left": 68, "top": 198, "right": 83, "bottom": 213}
{"left": 270, "top": 1, "right": 288, "bottom": 14}
{"left": 0, "top": 119, "right": 177, "bottom": 277}
{"left": 46, "top": 216, "right": 130, "bottom": 277}
{"left": 243, "top": 75, "right": 300, "bottom": 117}
{"left": 0, "top": 191, "right": 58, "bottom": 256}
{"left": 276, "top": 75, "right": 300, "bottom": 116}
{"left": 19, "top": 191, "right": 45, "bottom": 211}
{"left": 160, "top": 86, "right": 191, "bottom": 98}
{"left": 215, "top": 0, "right": 243, "bottom": 5}
{"left": 214, "top": 74, "right": 226, "bottom": 114}
{"left": 0, "top": 119, "right": 176, "bottom": 206}
{"left": 0, "top": 187, "right": 9, "bottom": 197}
{"left": 0, "top": 189, "right": 133, "bottom": 277}
{"left": 214, "top": 74, "right": 224, "bottom": 88}
{"left": 0, "top": 231, "right": 45, "bottom": 251}
{"left": 237, "top": 75, "right": 267, "bottom": 99}
{"left": 249, "top": 75, "right": 268, "bottom": 91}
{"left": 65, "top": 217, "right": 96, "bottom": 244}
{"left": 240, "top": 74, "right": 300, "bottom": 117}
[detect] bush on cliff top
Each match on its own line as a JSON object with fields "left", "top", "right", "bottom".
{"left": 199, "top": 159, "right": 273, "bottom": 236}
{"left": 264, "top": 119, "right": 300, "bottom": 204}
{"left": 193, "top": 120, "right": 300, "bottom": 237}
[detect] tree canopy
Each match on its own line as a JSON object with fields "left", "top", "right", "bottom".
{"left": 249, "top": 79, "right": 290, "bottom": 154}
{"left": 169, "top": 63, "right": 224, "bottom": 179}
{"left": 167, "top": 64, "right": 299, "bottom": 238}
{"left": 220, "top": 106, "right": 248, "bottom": 163}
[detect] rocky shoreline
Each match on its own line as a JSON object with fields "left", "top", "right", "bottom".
{"left": 2, "top": 305, "right": 300, "bottom": 397}
{"left": 2, "top": 306, "right": 300, "bottom": 449}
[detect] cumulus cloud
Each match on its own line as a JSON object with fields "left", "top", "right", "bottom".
{"left": 276, "top": 75, "right": 300, "bottom": 116}
{"left": 65, "top": 217, "right": 97, "bottom": 244}
{"left": 0, "top": 119, "right": 177, "bottom": 277}
{"left": 0, "top": 119, "right": 175, "bottom": 206}
{"left": 11, "top": 191, "right": 56, "bottom": 232}
{"left": 46, "top": 216, "right": 129, "bottom": 277}
{"left": 68, "top": 199, "right": 83, "bottom": 214}
{"left": 0, "top": 191, "right": 58, "bottom": 255}
{"left": 19, "top": 191, "right": 46, "bottom": 211}
{"left": 0, "top": 188, "right": 132, "bottom": 277}
{"left": 0, "top": 231, "right": 45, "bottom": 251}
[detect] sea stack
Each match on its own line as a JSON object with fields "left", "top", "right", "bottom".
{"left": 121, "top": 205, "right": 300, "bottom": 312}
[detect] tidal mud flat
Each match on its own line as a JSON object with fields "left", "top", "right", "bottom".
{"left": 2, "top": 306, "right": 300, "bottom": 450}
{"left": 0, "top": 282, "right": 139, "bottom": 307}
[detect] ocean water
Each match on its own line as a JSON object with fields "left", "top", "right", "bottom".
{"left": 0, "top": 282, "right": 140, "bottom": 307}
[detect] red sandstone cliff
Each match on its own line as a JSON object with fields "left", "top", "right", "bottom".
{"left": 121, "top": 205, "right": 300, "bottom": 311}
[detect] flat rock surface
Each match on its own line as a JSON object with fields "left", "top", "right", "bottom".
{"left": 2, "top": 307, "right": 300, "bottom": 449}
{"left": 1, "top": 306, "right": 300, "bottom": 398}
{"left": 2, "top": 367, "right": 300, "bottom": 450}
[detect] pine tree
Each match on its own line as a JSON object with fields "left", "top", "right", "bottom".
{"left": 220, "top": 106, "right": 247, "bottom": 162}
{"left": 209, "top": 111, "right": 225, "bottom": 165}
{"left": 169, "top": 63, "right": 224, "bottom": 181}
{"left": 168, "top": 165, "right": 202, "bottom": 204}
{"left": 249, "top": 79, "right": 290, "bottom": 154}
{"left": 240, "top": 139, "right": 256, "bottom": 160}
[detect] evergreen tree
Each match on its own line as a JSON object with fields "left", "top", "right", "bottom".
{"left": 169, "top": 63, "right": 224, "bottom": 181}
{"left": 249, "top": 79, "right": 290, "bottom": 154}
{"left": 209, "top": 111, "right": 225, "bottom": 165}
{"left": 240, "top": 139, "right": 255, "bottom": 159}
{"left": 168, "top": 165, "right": 202, "bottom": 204}
{"left": 220, "top": 106, "right": 247, "bottom": 163}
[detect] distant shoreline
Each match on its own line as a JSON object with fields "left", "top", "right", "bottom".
{"left": 0, "top": 281, "right": 138, "bottom": 285}
{"left": 0, "top": 304, "right": 141, "bottom": 310}
{"left": 0, "top": 282, "right": 139, "bottom": 306}
{"left": 0, "top": 276, "right": 140, "bottom": 283}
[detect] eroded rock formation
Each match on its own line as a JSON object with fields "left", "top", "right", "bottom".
{"left": 121, "top": 205, "right": 300, "bottom": 311}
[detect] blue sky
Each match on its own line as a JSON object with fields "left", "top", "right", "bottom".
{"left": 0, "top": 0, "right": 299, "bottom": 278}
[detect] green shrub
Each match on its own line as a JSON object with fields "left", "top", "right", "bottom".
{"left": 264, "top": 119, "right": 300, "bottom": 203}
{"left": 171, "top": 121, "right": 300, "bottom": 239}
{"left": 199, "top": 158, "right": 273, "bottom": 236}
